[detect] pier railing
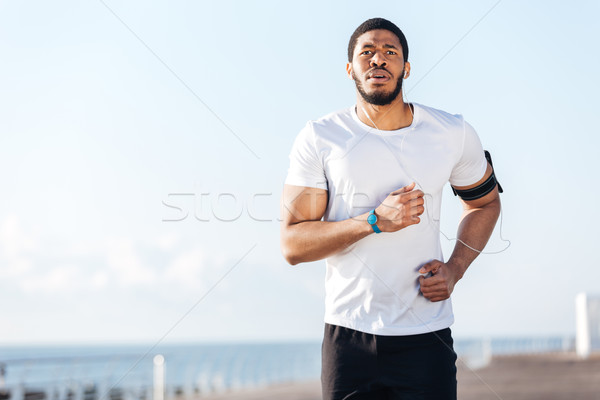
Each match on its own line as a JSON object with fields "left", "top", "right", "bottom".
{"left": 0, "top": 343, "right": 322, "bottom": 400}
{"left": 0, "top": 337, "right": 580, "bottom": 400}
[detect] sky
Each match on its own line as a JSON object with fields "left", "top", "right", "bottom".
{"left": 1, "top": 0, "right": 599, "bottom": 345}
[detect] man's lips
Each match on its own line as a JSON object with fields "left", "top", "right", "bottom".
{"left": 367, "top": 69, "right": 391, "bottom": 82}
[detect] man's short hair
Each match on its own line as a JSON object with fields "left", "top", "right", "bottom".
{"left": 347, "top": 18, "right": 409, "bottom": 63}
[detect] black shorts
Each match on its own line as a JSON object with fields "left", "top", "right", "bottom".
{"left": 321, "top": 323, "right": 457, "bottom": 400}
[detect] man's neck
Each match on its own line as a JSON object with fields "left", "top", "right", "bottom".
{"left": 356, "top": 94, "right": 413, "bottom": 131}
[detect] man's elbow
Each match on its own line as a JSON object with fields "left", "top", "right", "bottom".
{"left": 281, "top": 247, "right": 302, "bottom": 266}
{"left": 282, "top": 251, "right": 301, "bottom": 266}
{"left": 280, "top": 235, "right": 302, "bottom": 266}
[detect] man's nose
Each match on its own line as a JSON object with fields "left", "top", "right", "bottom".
{"left": 370, "top": 52, "right": 387, "bottom": 67}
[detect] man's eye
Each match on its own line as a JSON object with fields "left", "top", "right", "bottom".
{"left": 361, "top": 50, "right": 372, "bottom": 55}
{"left": 387, "top": 51, "right": 396, "bottom": 55}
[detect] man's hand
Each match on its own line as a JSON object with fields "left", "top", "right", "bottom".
{"left": 418, "top": 260, "right": 465, "bottom": 302}
{"left": 375, "top": 182, "right": 425, "bottom": 232}
{"left": 416, "top": 162, "right": 501, "bottom": 300}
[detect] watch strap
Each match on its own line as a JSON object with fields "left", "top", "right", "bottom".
{"left": 368, "top": 209, "right": 381, "bottom": 234}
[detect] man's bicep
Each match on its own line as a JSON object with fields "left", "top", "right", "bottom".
{"left": 281, "top": 184, "right": 328, "bottom": 225}
{"left": 453, "top": 163, "right": 500, "bottom": 209}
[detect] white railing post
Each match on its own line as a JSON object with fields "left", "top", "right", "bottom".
{"left": 576, "top": 292, "right": 591, "bottom": 359}
{"left": 153, "top": 355, "right": 165, "bottom": 400}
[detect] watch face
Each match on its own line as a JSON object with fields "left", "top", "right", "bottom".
{"left": 367, "top": 213, "right": 377, "bottom": 225}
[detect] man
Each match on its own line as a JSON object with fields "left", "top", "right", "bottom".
{"left": 280, "top": 18, "right": 500, "bottom": 399}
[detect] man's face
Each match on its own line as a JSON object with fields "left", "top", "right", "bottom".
{"left": 347, "top": 29, "right": 409, "bottom": 106}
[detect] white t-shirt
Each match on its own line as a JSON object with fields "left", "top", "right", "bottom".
{"left": 285, "top": 103, "right": 487, "bottom": 336}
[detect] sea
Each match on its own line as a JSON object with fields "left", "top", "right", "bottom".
{"left": 0, "top": 337, "right": 574, "bottom": 399}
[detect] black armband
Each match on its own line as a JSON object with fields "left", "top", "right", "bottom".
{"left": 451, "top": 150, "right": 503, "bottom": 200}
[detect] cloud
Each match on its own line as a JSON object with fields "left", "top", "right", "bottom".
{"left": 0, "top": 215, "right": 223, "bottom": 296}
{"left": 0, "top": 214, "right": 37, "bottom": 278}
{"left": 20, "top": 264, "right": 81, "bottom": 294}
{"left": 155, "top": 231, "right": 180, "bottom": 251}
{"left": 164, "top": 246, "right": 207, "bottom": 290}
{"left": 106, "top": 237, "right": 158, "bottom": 287}
{"left": 0, "top": 255, "right": 33, "bottom": 280}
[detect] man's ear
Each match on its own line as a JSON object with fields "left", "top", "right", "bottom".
{"left": 346, "top": 62, "right": 354, "bottom": 80}
{"left": 403, "top": 61, "right": 411, "bottom": 79}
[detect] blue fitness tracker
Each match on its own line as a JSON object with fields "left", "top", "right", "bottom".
{"left": 367, "top": 209, "right": 381, "bottom": 234}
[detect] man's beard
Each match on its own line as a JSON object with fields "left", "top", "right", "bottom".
{"left": 352, "top": 70, "right": 403, "bottom": 106}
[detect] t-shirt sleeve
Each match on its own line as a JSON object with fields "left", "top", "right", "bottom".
{"left": 284, "top": 122, "right": 328, "bottom": 190}
{"left": 449, "top": 120, "right": 488, "bottom": 187}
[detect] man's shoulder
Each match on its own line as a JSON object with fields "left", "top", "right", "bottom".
{"left": 293, "top": 106, "right": 355, "bottom": 147}
{"left": 309, "top": 106, "right": 354, "bottom": 129}
{"left": 416, "top": 103, "right": 465, "bottom": 128}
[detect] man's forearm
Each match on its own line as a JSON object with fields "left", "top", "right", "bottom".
{"left": 281, "top": 183, "right": 425, "bottom": 266}
{"left": 281, "top": 215, "right": 373, "bottom": 265}
{"left": 447, "top": 197, "right": 501, "bottom": 278}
